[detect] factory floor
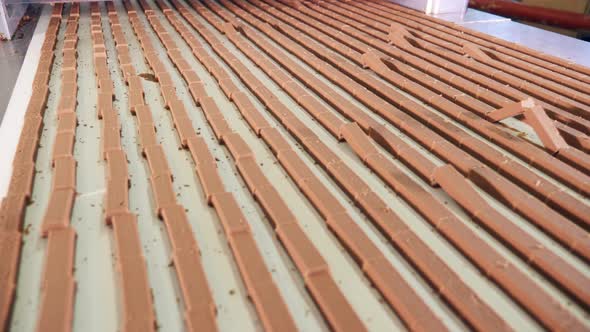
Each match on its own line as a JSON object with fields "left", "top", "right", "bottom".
{"left": 0, "top": 5, "right": 40, "bottom": 121}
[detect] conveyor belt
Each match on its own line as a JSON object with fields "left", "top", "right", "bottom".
{"left": 1, "top": 0, "right": 589, "bottom": 331}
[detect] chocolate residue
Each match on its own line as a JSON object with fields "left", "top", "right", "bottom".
{"left": 138, "top": 73, "right": 158, "bottom": 82}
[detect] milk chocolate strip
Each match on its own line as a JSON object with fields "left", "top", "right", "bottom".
{"left": 97, "top": 4, "right": 163, "bottom": 331}
{"left": 93, "top": 4, "right": 133, "bottom": 224}
{"left": 111, "top": 213, "right": 155, "bottom": 330}
{"left": 0, "top": 231, "right": 22, "bottom": 330}
{"left": 523, "top": 105, "right": 568, "bottom": 154}
{"left": 486, "top": 99, "right": 528, "bottom": 123}
{"left": 1, "top": 16, "right": 59, "bottom": 221}
{"left": 36, "top": 227, "right": 77, "bottom": 332}
{"left": 41, "top": 11, "right": 79, "bottom": 237}
{"left": 0, "top": 7, "right": 63, "bottom": 328}
{"left": 37, "top": 7, "right": 83, "bottom": 331}
{"left": 210, "top": 194, "right": 296, "bottom": 331}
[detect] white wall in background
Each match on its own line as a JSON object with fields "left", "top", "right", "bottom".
{"left": 389, "top": 0, "right": 468, "bottom": 14}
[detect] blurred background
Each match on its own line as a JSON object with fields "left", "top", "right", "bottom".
{"left": 469, "top": 0, "right": 590, "bottom": 41}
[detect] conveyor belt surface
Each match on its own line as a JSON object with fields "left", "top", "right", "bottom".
{"left": 1, "top": 0, "right": 589, "bottom": 331}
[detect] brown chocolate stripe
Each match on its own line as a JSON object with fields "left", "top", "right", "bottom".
{"left": 41, "top": 12, "right": 79, "bottom": 237}
{"left": 211, "top": 193, "right": 297, "bottom": 331}
{"left": 36, "top": 227, "right": 77, "bottom": 332}
{"left": 92, "top": 8, "right": 157, "bottom": 330}
{"left": 93, "top": 3, "right": 135, "bottom": 227}
{"left": 554, "top": 124, "right": 590, "bottom": 154}
{"left": 111, "top": 213, "right": 155, "bottom": 330}
{"left": 0, "top": 231, "right": 22, "bottom": 331}
{"left": 0, "top": 7, "right": 63, "bottom": 328}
